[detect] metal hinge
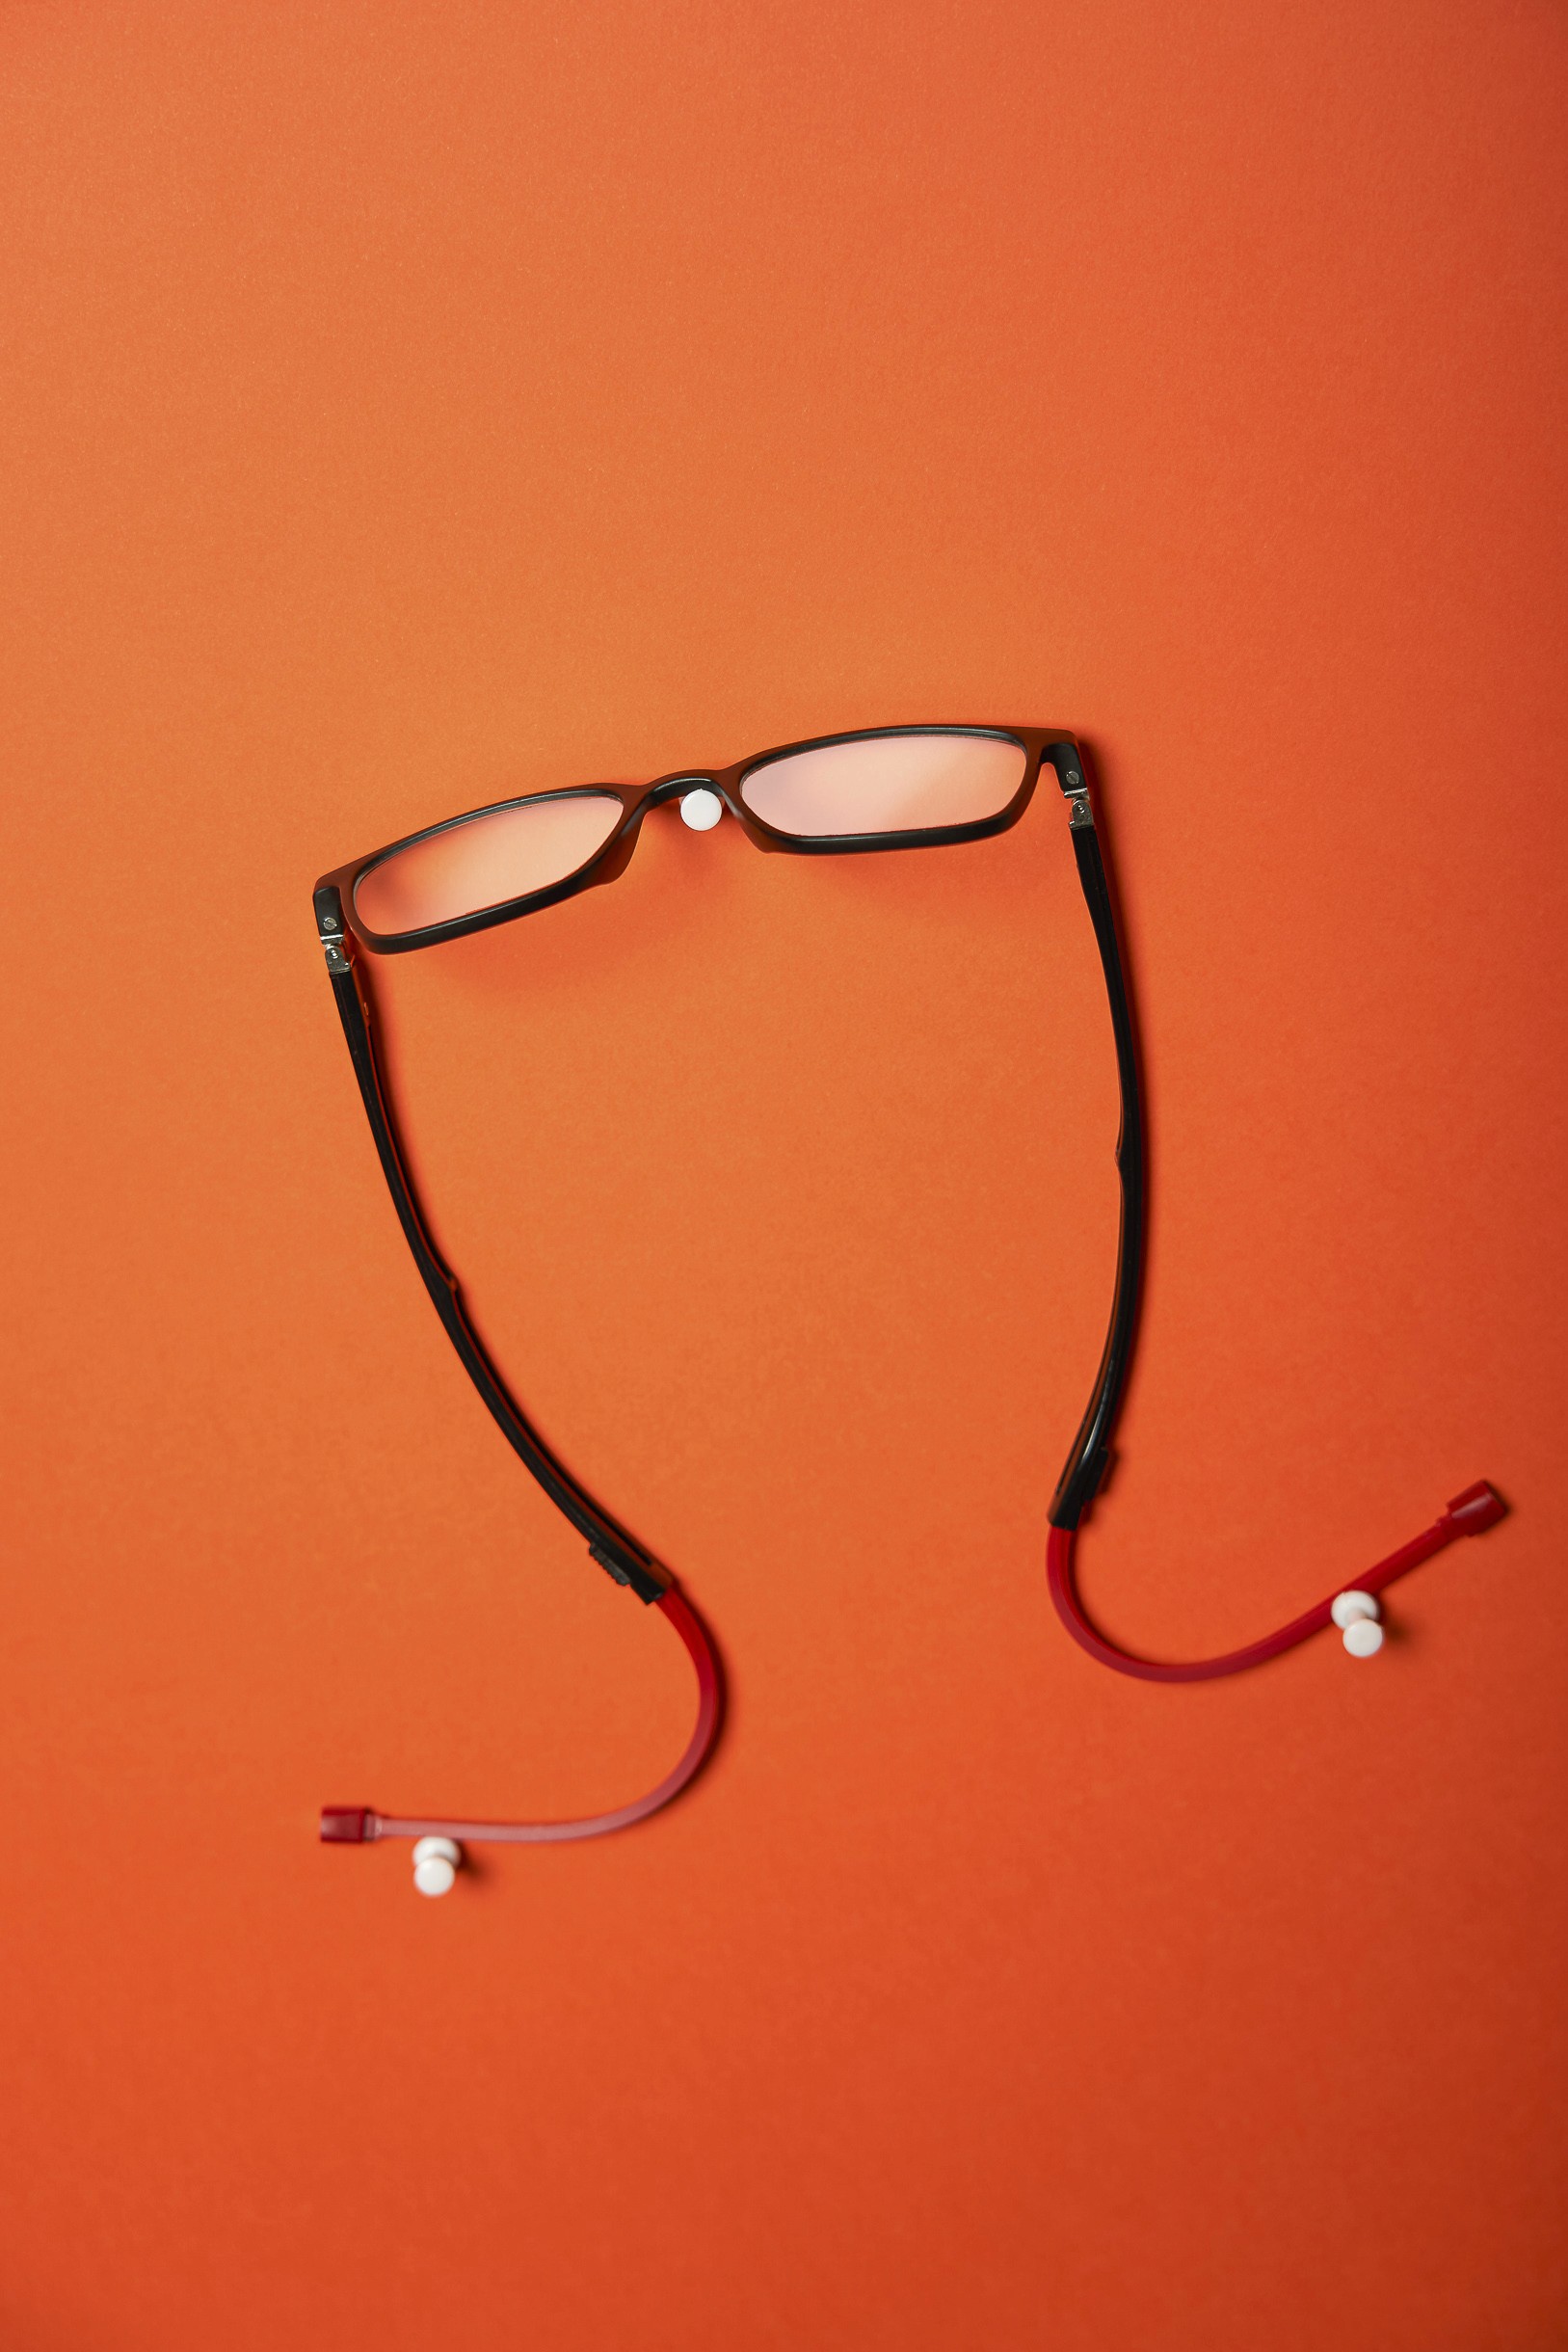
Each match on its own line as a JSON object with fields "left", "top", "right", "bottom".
{"left": 1066, "top": 789, "right": 1095, "bottom": 830}
{"left": 319, "top": 915, "right": 356, "bottom": 972}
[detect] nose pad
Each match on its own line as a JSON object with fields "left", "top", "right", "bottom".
{"left": 679, "top": 788, "right": 724, "bottom": 832}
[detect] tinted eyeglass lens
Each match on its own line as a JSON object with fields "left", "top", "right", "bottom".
{"left": 738, "top": 732, "right": 1026, "bottom": 838}
{"left": 354, "top": 792, "right": 625, "bottom": 936}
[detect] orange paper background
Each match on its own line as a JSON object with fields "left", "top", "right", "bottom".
{"left": 3, "top": 5, "right": 1566, "bottom": 2347}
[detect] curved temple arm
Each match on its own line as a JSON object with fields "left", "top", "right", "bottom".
{"left": 321, "top": 1586, "right": 722, "bottom": 1844}
{"left": 315, "top": 904, "right": 723, "bottom": 1847}
{"left": 1046, "top": 751, "right": 1507, "bottom": 1674}
{"left": 1049, "top": 1484, "right": 1506, "bottom": 1683}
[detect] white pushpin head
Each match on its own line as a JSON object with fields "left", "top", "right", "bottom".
{"left": 412, "top": 1835, "right": 462, "bottom": 1897}
{"left": 1330, "top": 1590, "right": 1384, "bottom": 1657}
{"left": 679, "top": 788, "right": 723, "bottom": 831}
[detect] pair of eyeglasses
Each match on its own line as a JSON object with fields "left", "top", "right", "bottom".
{"left": 314, "top": 724, "right": 1503, "bottom": 1893}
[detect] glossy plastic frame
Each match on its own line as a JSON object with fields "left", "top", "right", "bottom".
{"left": 317, "top": 723, "right": 1066, "bottom": 955}
{"left": 311, "top": 728, "right": 1119, "bottom": 1568}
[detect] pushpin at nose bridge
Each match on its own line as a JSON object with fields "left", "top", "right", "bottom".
{"left": 678, "top": 787, "right": 724, "bottom": 831}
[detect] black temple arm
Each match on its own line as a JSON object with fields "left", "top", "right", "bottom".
{"left": 1044, "top": 749, "right": 1147, "bottom": 1531}
{"left": 316, "top": 892, "right": 669, "bottom": 1602}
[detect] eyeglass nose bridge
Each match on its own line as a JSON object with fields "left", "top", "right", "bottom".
{"left": 645, "top": 770, "right": 722, "bottom": 811}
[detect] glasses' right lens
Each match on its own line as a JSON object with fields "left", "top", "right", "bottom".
{"left": 739, "top": 730, "right": 1025, "bottom": 839}
{"left": 354, "top": 792, "right": 625, "bottom": 937}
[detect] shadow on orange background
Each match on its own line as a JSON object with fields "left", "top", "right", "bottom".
{"left": 1, "top": 5, "right": 1565, "bottom": 2348}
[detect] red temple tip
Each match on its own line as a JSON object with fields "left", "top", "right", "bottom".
{"left": 319, "top": 1806, "right": 373, "bottom": 1844}
{"left": 1445, "top": 1481, "right": 1507, "bottom": 1537}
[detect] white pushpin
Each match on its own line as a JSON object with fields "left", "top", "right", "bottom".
{"left": 1330, "top": 1590, "right": 1384, "bottom": 1658}
{"left": 679, "top": 788, "right": 723, "bottom": 831}
{"left": 412, "top": 1835, "right": 463, "bottom": 1897}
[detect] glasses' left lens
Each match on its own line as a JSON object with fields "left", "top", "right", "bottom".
{"left": 354, "top": 792, "right": 625, "bottom": 936}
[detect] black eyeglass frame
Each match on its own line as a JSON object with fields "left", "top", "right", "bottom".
{"left": 312, "top": 724, "right": 1143, "bottom": 1612}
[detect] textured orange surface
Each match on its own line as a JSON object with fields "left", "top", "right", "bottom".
{"left": 3, "top": 6, "right": 1566, "bottom": 2347}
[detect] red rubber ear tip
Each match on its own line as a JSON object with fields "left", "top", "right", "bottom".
{"left": 319, "top": 1806, "right": 373, "bottom": 1844}
{"left": 1445, "top": 1481, "right": 1507, "bottom": 1537}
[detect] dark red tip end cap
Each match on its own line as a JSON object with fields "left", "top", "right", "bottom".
{"left": 319, "top": 1806, "right": 372, "bottom": 1844}
{"left": 1446, "top": 1481, "right": 1507, "bottom": 1537}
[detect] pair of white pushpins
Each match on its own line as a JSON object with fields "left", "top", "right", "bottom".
{"left": 412, "top": 1836, "right": 463, "bottom": 1898}
{"left": 1331, "top": 1589, "right": 1385, "bottom": 1657}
